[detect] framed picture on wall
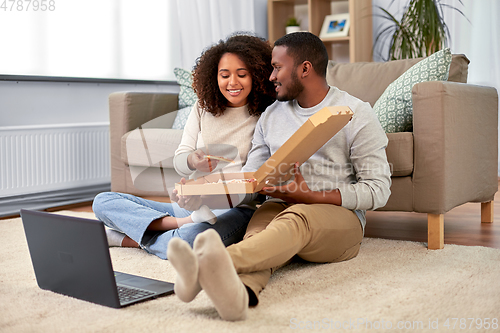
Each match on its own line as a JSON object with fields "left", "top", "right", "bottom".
{"left": 319, "top": 13, "right": 350, "bottom": 38}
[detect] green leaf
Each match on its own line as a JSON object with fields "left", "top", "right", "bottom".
{"left": 373, "top": 0, "right": 468, "bottom": 60}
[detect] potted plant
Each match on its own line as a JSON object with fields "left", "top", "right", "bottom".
{"left": 286, "top": 17, "right": 301, "bottom": 34}
{"left": 373, "top": 0, "right": 467, "bottom": 60}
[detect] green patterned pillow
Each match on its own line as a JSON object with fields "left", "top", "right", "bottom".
{"left": 171, "top": 106, "right": 193, "bottom": 130}
{"left": 374, "top": 48, "right": 452, "bottom": 133}
{"left": 173, "top": 67, "right": 198, "bottom": 109}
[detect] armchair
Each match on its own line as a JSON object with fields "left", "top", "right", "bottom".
{"left": 327, "top": 54, "right": 498, "bottom": 249}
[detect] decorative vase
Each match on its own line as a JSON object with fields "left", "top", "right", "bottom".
{"left": 286, "top": 26, "right": 301, "bottom": 34}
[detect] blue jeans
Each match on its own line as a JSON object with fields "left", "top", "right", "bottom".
{"left": 92, "top": 192, "right": 254, "bottom": 259}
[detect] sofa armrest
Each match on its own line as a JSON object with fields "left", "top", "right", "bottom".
{"left": 109, "top": 92, "right": 179, "bottom": 133}
{"left": 412, "top": 81, "right": 498, "bottom": 213}
{"left": 109, "top": 92, "right": 179, "bottom": 192}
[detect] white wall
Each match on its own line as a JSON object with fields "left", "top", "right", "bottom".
{"left": 0, "top": 80, "right": 178, "bottom": 127}
{"left": 253, "top": 0, "right": 269, "bottom": 39}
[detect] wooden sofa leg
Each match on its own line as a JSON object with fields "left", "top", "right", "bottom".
{"left": 427, "top": 213, "right": 444, "bottom": 250}
{"left": 481, "top": 201, "right": 494, "bottom": 223}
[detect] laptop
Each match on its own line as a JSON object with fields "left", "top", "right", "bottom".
{"left": 20, "top": 209, "right": 175, "bottom": 308}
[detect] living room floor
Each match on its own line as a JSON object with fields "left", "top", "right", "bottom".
{"left": 43, "top": 181, "right": 500, "bottom": 250}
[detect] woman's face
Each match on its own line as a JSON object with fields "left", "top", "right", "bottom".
{"left": 217, "top": 53, "right": 252, "bottom": 107}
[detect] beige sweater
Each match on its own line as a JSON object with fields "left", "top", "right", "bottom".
{"left": 173, "top": 102, "right": 259, "bottom": 178}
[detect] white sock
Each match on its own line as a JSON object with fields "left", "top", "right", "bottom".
{"left": 167, "top": 237, "right": 202, "bottom": 302}
{"left": 105, "top": 228, "right": 126, "bottom": 247}
{"left": 190, "top": 205, "right": 217, "bottom": 225}
{"left": 194, "top": 229, "right": 248, "bottom": 321}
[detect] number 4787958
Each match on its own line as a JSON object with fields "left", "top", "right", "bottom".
{"left": 1, "top": 0, "right": 56, "bottom": 11}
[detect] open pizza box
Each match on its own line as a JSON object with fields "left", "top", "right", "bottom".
{"left": 175, "top": 106, "right": 353, "bottom": 196}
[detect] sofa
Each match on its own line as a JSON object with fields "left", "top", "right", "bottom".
{"left": 108, "top": 53, "right": 498, "bottom": 249}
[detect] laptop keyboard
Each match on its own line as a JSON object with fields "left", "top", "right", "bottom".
{"left": 117, "top": 285, "right": 155, "bottom": 304}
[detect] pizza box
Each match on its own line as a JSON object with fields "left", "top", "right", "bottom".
{"left": 175, "top": 106, "right": 353, "bottom": 196}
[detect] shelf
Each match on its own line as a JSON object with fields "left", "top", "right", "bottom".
{"left": 268, "top": 0, "right": 373, "bottom": 63}
{"left": 321, "top": 36, "right": 350, "bottom": 43}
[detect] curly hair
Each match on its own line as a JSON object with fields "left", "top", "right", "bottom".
{"left": 192, "top": 33, "right": 276, "bottom": 117}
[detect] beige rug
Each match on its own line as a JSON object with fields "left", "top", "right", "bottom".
{"left": 1, "top": 211, "right": 499, "bottom": 333}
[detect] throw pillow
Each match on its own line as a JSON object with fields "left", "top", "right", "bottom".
{"left": 373, "top": 48, "right": 452, "bottom": 133}
{"left": 173, "top": 67, "right": 198, "bottom": 109}
{"left": 171, "top": 106, "right": 193, "bottom": 130}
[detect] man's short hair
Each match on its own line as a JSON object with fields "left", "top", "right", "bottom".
{"left": 274, "top": 32, "right": 329, "bottom": 77}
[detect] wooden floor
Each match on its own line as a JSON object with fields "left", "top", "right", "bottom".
{"left": 20, "top": 186, "right": 500, "bottom": 250}
{"left": 365, "top": 198, "right": 500, "bottom": 249}
{"left": 365, "top": 182, "right": 500, "bottom": 249}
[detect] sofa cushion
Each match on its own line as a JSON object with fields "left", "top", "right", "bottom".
{"left": 121, "top": 128, "right": 183, "bottom": 168}
{"left": 326, "top": 54, "right": 469, "bottom": 107}
{"left": 386, "top": 132, "right": 413, "bottom": 177}
{"left": 373, "top": 48, "right": 452, "bottom": 133}
{"left": 447, "top": 54, "right": 469, "bottom": 83}
{"left": 173, "top": 67, "right": 198, "bottom": 109}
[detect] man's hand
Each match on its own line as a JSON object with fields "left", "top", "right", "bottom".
{"left": 171, "top": 177, "right": 203, "bottom": 211}
{"left": 259, "top": 162, "right": 342, "bottom": 206}
{"left": 187, "top": 149, "right": 218, "bottom": 172}
{"left": 259, "top": 163, "right": 312, "bottom": 203}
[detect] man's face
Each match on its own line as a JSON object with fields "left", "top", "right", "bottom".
{"left": 270, "top": 46, "right": 304, "bottom": 102}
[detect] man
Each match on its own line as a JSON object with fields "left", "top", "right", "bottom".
{"left": 168, "top": 32, "right": 391, "bottom": 321}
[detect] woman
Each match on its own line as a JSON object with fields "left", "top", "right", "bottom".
{"left": 92, "top": 33, "right": 275, "bottom": 259}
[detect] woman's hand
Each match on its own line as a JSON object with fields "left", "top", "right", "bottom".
{"left": 187, "top": 149, "right": 218, "bottom": 172}
{"left": 171, "top": 178, "right": 240, "bottom": 210}
{"left": 171, "top": 178, "right": 203, "bottom": 210}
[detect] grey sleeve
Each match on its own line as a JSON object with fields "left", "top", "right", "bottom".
{"left": 339, "top": 104, "right": 392, "bottom": 211}
{"left": 241, "top": 118, "right": 271, "bottom": 173}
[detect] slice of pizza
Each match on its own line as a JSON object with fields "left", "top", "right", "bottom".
{"left": 203, "top": 155, "right": 235, "bottom": 163}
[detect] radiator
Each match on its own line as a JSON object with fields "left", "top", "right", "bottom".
{"left": 0, "top": 123, "right": 110, "bottom": 198}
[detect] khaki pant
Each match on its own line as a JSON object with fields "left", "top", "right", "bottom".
{"left": 226, "top": 201, "right": 363, "bottom": 304}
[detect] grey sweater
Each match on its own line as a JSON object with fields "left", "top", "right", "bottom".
{"left": 242, "top": 86, "right": 392, "bottom": 230}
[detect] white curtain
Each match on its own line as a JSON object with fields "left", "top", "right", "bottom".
{"left": 0, "top": 0, "right": 257, "bottom": 79}
{"left": 446, "top": 0, "right": 500, "bottom": 93}
{"left": 175, "top": 0, "right": 257, "bottom": 70}
{"left": 445, "top": 0, "right": 500, "bottom": 174}
{"left": 0, "top": 0, "right": 181, "bottom": 81}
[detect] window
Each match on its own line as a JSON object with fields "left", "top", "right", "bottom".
{"left": 0, "top": 0, "right": 181, "bottom": 81}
